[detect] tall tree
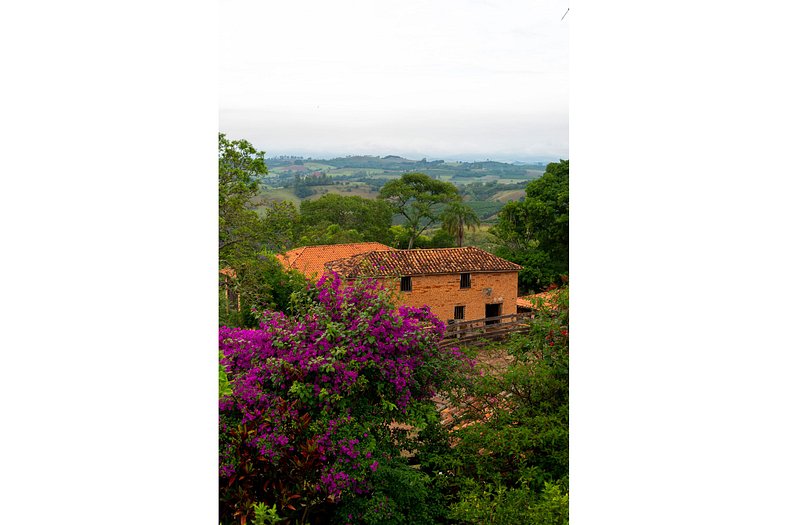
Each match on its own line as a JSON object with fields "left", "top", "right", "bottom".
{"left": 492, "top": 160, "right": 569, "bottom": 293}
{"left": 521, "top": 159, "right": 569, "bottom": 267}
{"left": 218, "top": 133, "right": 268, "bottom": 265}
{"left": 379, "top": 172, "right": 459, "bottom": 249}
{"left": 440, "top": 201, "right": 481, "bottom": 247}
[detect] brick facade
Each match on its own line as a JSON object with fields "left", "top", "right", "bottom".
{"left": 372, "top": 271, "right": 519, "bottom": 323}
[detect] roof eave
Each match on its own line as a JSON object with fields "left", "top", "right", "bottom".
{"left": 344, "top": 268, "right": 521, "bottom": 279}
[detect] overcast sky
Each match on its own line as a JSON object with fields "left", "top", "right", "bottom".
{"left": 219, "top": 0, "right": 568, "bottom": 162}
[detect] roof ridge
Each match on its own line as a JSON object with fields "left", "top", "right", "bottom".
{"left": 407, "top": 246, "right": 477, "bottom": 251}
{"left": 309, "top": 241, "right": 392, "bottom": 248}
{"left": 286, "top": 246, "right": 307, "bottom": 269}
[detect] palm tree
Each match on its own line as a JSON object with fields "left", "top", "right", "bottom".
{"left": 440, "top": 201, "right": 481, "bottom": 247}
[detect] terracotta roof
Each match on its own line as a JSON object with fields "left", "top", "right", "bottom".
{"left": 325, "top": 246, "right": 521, "bottom": 279}
{"left": 516, "top": 289, "right": 563, "bottom": 310}
{"left": 277, "top": 242, "right": 395, "bottom": 278}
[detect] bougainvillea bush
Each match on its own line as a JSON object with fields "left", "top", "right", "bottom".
{"left": 219, "top": 273, "right": 472, "bottom": 525}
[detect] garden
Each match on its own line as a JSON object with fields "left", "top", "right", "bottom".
{"left": 219, "top": 274, "right": 569, "bottom": 525}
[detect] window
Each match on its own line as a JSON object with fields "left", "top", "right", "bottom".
{"left": 454, "top": 305, "right": 465, "bottom": 320}
{"left": 460, "top": 273, "right": 471, "bottom": 289}
{"left": 400, "top": 276, "right": 412, "bottom": 292}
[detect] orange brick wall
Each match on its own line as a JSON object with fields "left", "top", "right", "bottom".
{"left": 375, "top": 271, "right": 519, "bottom": 322}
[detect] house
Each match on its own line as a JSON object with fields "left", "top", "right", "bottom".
{"left": 324, "top": 246, "right": 521, "bottom": 323}
{"left": 276, "top": 242, "right": 395, "bottom": 280}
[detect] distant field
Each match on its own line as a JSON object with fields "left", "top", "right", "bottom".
{"left": 306, "top": 183, "right": 378, "bottom": 200}
{"left": 253, "top": 183, "right": 381, "bottom": 213}
{"left": 303, "top": 162, "right": 334, "bottom": 171}
{"left": 491, "top": 189, "right": 525, "bottom": 202}
{"left": 252, "top": 157, "right": 546, "bottom": 219}
{"left": 452, "top": 174, "right": 500, "bottom": 183}
{"left": 253, "top": 187, "right": 302, "bottom": 212}
{"left": 328, "top": 168, "right": 387, "bottom": 177}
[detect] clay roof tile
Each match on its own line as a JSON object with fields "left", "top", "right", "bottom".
{"left": 279, "top": 242, "right": 394, "bottom": 278}
{"left": 325, "top": 246, "right": 521, "bottom": 278}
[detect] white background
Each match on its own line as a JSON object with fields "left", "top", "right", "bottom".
{"left": 219, "top": 0, "right": 569, "bottom": 161}
{"left": 2, "top": 1, "right": 788, "bottom": 523}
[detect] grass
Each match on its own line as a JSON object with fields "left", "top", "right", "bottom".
{"left": 328, "top": 167, "right": 387, "bottom": 177}
{"left": 303, "top": 162, "right": 334, "bottom": 171}
{"left": 252, "top": 187, "right": 303, "bottom": 212}
{"left": 491, "top": 189, "right": 525, "bottom": 202}
{"left": 309, "top": 183, "right": 378, "bottom": 200}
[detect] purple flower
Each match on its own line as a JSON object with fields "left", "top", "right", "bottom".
{"left": 219, "top": 275, "right": 474, "bottom": 506}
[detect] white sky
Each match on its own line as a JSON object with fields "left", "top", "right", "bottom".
{"left": 219, "top": 0, "right": 569, "bottom": 161}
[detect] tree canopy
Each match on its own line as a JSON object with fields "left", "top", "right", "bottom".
{"left": 492, "top": 160, "right": 569, "bottom": 293}
{"left": 218, "top": 133, "right": 268, "bottom": 265}
{"left": 259, "top": 200, "right": 302, "bottom": 253}
{"left": 300, "top": 193, "right": 393, "bottom": 245}
{"left": 378, "top": 172, "right": 460, "bottom": 249}
{"left": 219, "top": 134, "right": 308, "bottom": 328}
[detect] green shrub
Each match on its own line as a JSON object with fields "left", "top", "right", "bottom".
{"left": 449, "top": 481, "right": 568, "bottom": 525}
{"left": 251, "top": 502, "right": 282, "bottom": 525}
{"left": 333, "top": 459, "right": 447, "bottom": 525}
{"left": 426, "top": 288, "right": 569, "bottom": 523}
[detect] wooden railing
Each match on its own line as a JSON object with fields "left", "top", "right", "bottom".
{"left": 439, "top": 313, "right": 530, "bottom": 348}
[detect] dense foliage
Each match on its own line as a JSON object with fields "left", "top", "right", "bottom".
{"left": 492, "top": 160, "right": 569, "bottom": 293}
{"left": 431, "top": 288, "right": 570, "bottom": 524}
{"left": 219, "top": 254, "right": 307, "bottom": 328}
{"left": 220, "top": 278, "right": 569, "bottom": 524}
{"left": 300, "top": 194, "right": 394, "bottom": 246}
{"left": 219, "top": 133, "right": 268, "bottom": 265}
{"left": 219, "top": 275, "right": 473, "bottom": 524}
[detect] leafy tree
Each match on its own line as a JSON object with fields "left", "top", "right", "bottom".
{"left": 440, "top": 201, "right": 481, "bottom": 247}
{"left": 389, "top": 226, "right": 454, "bottom": 250}
{"left": 293, "top": 183, "right": 315, "bottom": 199}
{"left": 219, "top": 133, "right": 268, "bottom": 265}
{"left": 378, "top": 173, "right": 460, "bottom": 249}
{"left": 219, "top": 254, "right": 306, "bottom": 328}
{"left": 259, "top": 200, "right": 303, "bottom": 252}
{"left": 492, "top": 160, "right": 569, "bottom": 293}
{"left": 300, "top": 194, "right": 393, "bottom": 245}
{"left": 521, "top": 160, "right": 569, "bottom": 269}
{"left": 302, "top": 223, "right": 364, "bottom": 246}
{"left": 428, "top": 227, "right": 456, "bottom": 248}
